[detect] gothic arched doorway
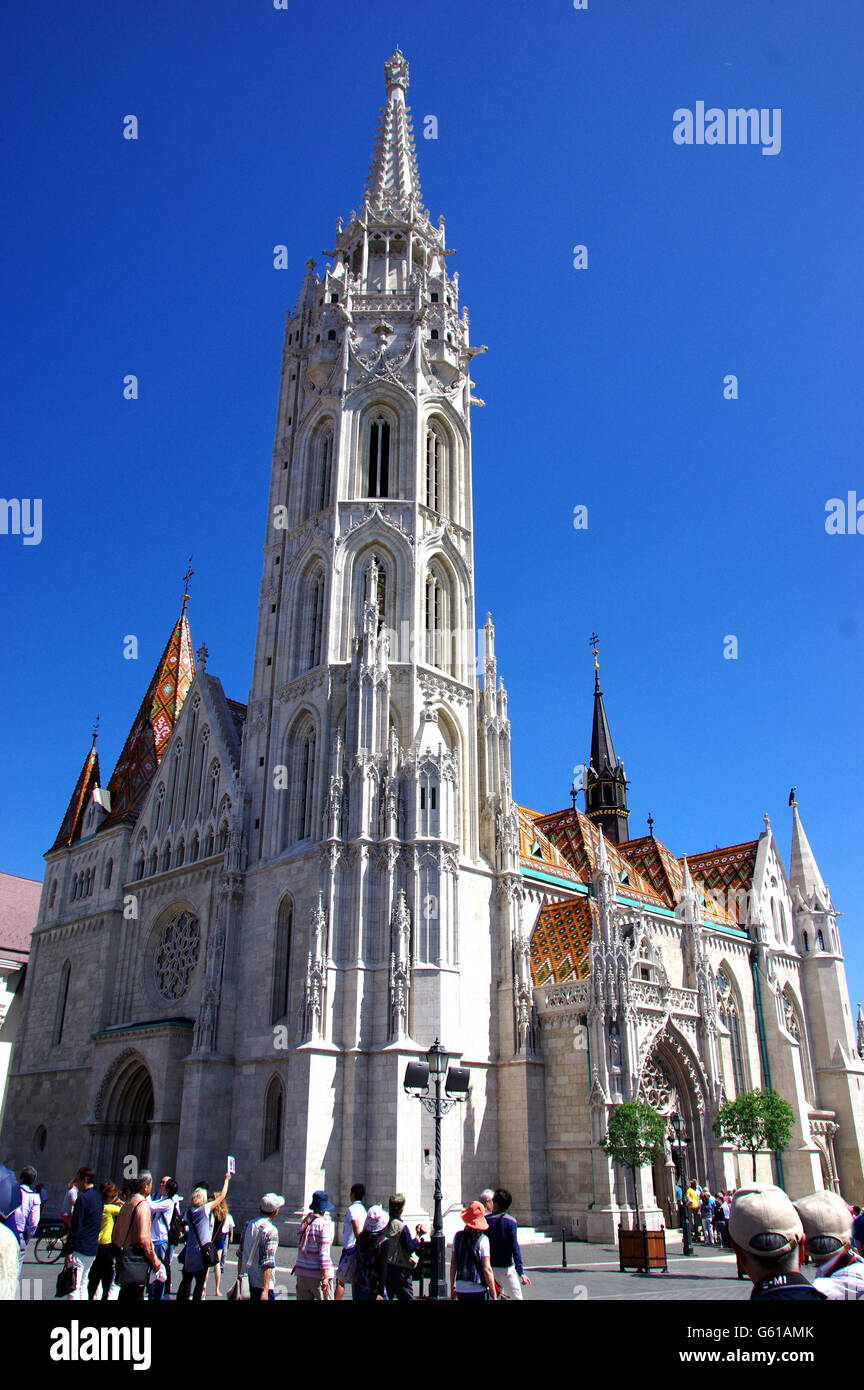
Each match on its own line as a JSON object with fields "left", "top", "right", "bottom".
{"left": 94, "top": 1056, "right": 154, "bottom": 1184}
{"left": 638, "top": 1036, "right": 709, "bottom": 1227}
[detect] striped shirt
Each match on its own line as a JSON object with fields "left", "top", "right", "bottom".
{"left": 293, "top": 1214, "right": 334, "bottom": 1280}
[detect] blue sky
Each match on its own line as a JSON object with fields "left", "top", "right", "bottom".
{"left": 2, "top": 1, "right": 863, "bottom": 1006}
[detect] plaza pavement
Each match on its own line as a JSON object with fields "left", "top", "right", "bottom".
{"left": 18, "top": 1230, "right": 752, "bottom": 1301}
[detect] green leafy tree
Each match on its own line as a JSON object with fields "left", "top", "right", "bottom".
{"left": 602, "top": 1100, "right": 667, "bottom": 1227}
{"left": 712, "top": 1089, "right": 795, "bottom": 1181}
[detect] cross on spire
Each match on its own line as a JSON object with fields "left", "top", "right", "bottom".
{"left": 181, "top": 555, "right": 194, "bottom": 612}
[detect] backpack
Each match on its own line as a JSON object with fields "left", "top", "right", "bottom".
{"left": 167, "top": 1204, "right": 185, "bottom": 1246}
{"left": 454, "top": 1230, "right": 485, "bottom": 1286}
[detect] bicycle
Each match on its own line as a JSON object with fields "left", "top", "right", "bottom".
{"left": 33, "top": 1219, "right": 67, "bottom": 1264}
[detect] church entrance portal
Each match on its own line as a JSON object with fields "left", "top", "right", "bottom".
{"left": 94, "top": 1058, "right": 154, "bottom": 1184}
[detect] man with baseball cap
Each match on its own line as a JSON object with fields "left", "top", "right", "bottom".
{"left": 729, "top": 1183, "right": 824, "bottom": 1301}
{"left": 794, "top": 1190, "right": 864, "bottom": 1300}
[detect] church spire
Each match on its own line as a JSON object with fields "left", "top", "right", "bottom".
{"left": 583, "top": 634, "right": 629, "bottom": 844}
{"left": 364, "top": 47, "right": 422, "bottom": 214}
{"left": 789, "top": 802, "right": 828, "bottom": 906}
{"left": 49, "top": 730, "right": 102, "bottom": 851}
{"left": 101, "top": 597, "right": 196, "bottom": 828}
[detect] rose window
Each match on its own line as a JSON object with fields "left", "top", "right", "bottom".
{"left": 154, "top": 911, "right": 201, "bottom": 1000}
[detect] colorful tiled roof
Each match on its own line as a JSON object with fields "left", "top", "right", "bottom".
{"left": 534, "top": 806, "right": 668, "bottom": 910}
{"left": 101, "top": 611, "right": 196, "bottom": 829}
{"left": 517, "top": 806, "right": 584, "bottom": 885}
{"left": 530, "top": 897, "right": 593, "bottom": 985}
{"left": 685, "top": 841, "right": 759, "bottom": 926}
{"left": 50, "top": 742, "right": 101, "bottom": 852}
{"left": 619, "top": 835, "right": 682, "bottom": 908}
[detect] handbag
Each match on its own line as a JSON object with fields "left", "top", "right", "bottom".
{"left": 187, "top": 1207, "right": 219, "bottom": 1268}
{"left": 55, "top": 1260, "right": 79, "bottom": 1298}
{"left": 112, "top": 1196, "right": 151, "bottom": 1287}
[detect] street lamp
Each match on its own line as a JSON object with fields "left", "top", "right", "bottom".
{"left": 403, "top": 1039, "right": 469, "bottom": 1300}
{"left": 670, "top": 1112, "right": 692, "bottom": 1256}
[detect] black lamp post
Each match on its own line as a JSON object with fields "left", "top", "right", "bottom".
{"left": 670, "top": 1111, "right": 692, "bottom": 1256}
{"left": 403, "top": 1039, "right": 470, "bottom": 1300}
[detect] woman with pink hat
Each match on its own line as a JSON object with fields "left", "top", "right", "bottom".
{"left": 449, "top": 1202, "right": 498, "bottom": 1301}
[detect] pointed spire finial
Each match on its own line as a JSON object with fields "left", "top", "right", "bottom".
{"left": 91, "top": 714, "right": 100, "bottom": 748}
{"left": 196, "top": 642, "right": 209, "bottom": 672}
{"left": 589, "top": 630, "right": 600, "bottom": 685}
{"left": 763, "top": 812, "right": 771, "bottom": 833}
{"left": 647, "top": 811, "right": 654, "bottom": 839}
{"left": 788, "top": 785, "right": 798, "bottom": 807}
{"left": 181, "top": 554, "right": 194, "bottom": 612}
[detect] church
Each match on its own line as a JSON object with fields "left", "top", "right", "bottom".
{"left": 4, "top": 50, "right": 863, "bottom": 1242}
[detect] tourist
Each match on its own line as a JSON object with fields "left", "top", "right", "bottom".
{"left": 160, "top": 1177, "right": 183, "bottom": 1295}
{"left": 63, "top": 1166, "right": 103, "bottom": 1299}
{"left": 176, "top": 1171, "right": 231, "bottom": 1301}
{"left": 60, "top": 1177, "right": 79, "bottom": 1233}
{"left": 713, "top": 1191, "right": 730, "bottom": 1248}
{"left": 9, "top": 1166, "right": 41, "bottom": 1280}
{"left": 208, "top": 1191, "right": 234, "bottom": 1297}
{"left": 383, "top": 1193, "right": 425, "bottom": 1302}
{"left": 237, "top": 1193, "right": 283, "bottom": 1300}
{"left": 795, "top": 1190, "right": 864, "bottom": 1299}
{"left": 853, "top": 1204, "right": 864, "bottom": 1256}
{"left": 111, "top": 1172, "right": 164, "bottom": 1303}
{"left": 685, "top": 1179, "right": 701, "bottom": 1241}
{"left": 147, "top": 1176, "right": 178, "bottom": 1301}
{"left": 700, "top": 1187, "right": 716, "bottom": 1246}
{"left": 480, "top": 1188, "right": 495, "bottom": 1213}
{"left": 88, "top": 1182, "right": 122, "bottom": 1299}
{"left": 486, "top": 1188, "right": 530, "bottom": 1299}
{"left": 352, "top": 1205, "right": 389, "bottom": 1301}
{"left": 450, "top": 1202, "right": 497, "bottom": 1301}
{"left": 0, "top": 1222, "right": 19, "bottom": 1302}
{"left": 335, "top": 1183, "right": 366, "bottom": 1300}
{"left": 729, "top": 1183, "right": 824, "bottom": 1301}
{"left": 293, "top": 1190, "right": 335, "bottom": 1301}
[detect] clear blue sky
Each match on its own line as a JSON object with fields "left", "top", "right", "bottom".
{"left": 3, "top": 2, "right": 863, "bottom": 1006}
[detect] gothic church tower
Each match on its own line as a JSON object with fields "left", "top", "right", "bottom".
{"left": 215, "top": 49, "right": 515, "bottom": 1220}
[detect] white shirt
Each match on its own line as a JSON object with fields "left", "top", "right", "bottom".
{"left": 454, "top": 1233, "right": 490, "bottom": 1293}
{"left": 813, "top": 1249, "right": 864, "bottom": 1300}
{"left": 342, "top": 1201, "right": 366, "bottom": 1252}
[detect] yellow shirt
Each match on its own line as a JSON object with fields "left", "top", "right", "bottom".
{"left": 99, "top": 1202, "right": 122, "bottom": 1245}
{"left": 685, "top": 1187, "right": 699, "bottom": 1211}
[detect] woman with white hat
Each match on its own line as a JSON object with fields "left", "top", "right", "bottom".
{"left": 351, "top": 1205, "right": 390, "bottom": 1301}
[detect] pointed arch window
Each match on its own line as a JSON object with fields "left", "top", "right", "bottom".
{"left": 425, "top": 426, "right": 444, "bottom": 513}
{"left": 148, "top": 849, "right": 158, "bottom": 877}
{"left": 270, "top": 898, "right": 293, "bottom": 1024}
{"left": 153, "top": 785, "right": 165, "bottom": 834}
{"left": 366, "top": 417, "right": 390, "bottom": 498}
{"left": 161, "top": 842, "right": 172, "bottom": 873}
{"left": 53, "top": 960, "right": 71, "bottom": 1046}
{"left": 306, "top": 428, "right": 333, "bottom": 519}
{"left": 203, "top": 827, "right": 215, "bottom": 858}
{"left": 285, "top": 720, "right": 317, "bottom": 844}
{"left": 307, "top": 569, "right": 325, "bottom": 670}
{"left": 48, "top": 880, "right": 57, "bottom": 909}
{"left": 424, "top": 565, "right": 452, "bottom": 673}
{"left": 103, "top": 859, "right": 113, "bottom": 889}
{"left": 261, "top": 1076, "right": 284, "bottom": 1160}
{"left": 210, "top": 764, "right": 220, "bottom": 813}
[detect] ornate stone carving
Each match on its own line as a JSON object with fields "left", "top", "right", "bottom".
{"left": 388, "top": 889, "right": 411, "bottom": 1042}
{"left": 154, "top": 911, "right": 201, "bottom": 1001}
{"left": 302, "top": 893, "right": 328, "bottom": 1041}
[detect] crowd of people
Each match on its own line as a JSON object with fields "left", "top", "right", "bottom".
{"left": 0, "top": 1163, "right": 532, "bottom": 1301}
{"left": 1, "top": 1158, "right": 862, "bottom": 1301}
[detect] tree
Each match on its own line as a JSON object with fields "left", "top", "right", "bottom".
{"left": 712, "top": 1088, "right": 795, "bottom": 1181}
{"left": 601, "top": 1101, "right": 667, "bottom": 1227}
